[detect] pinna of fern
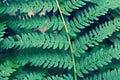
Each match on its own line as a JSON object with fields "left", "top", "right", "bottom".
{"left": 3, "top": 0, "right": 120, "bottom": 37}
{"left": 0, "top": 22, "right": 6, "bottom": 42}
{"left": 72, "top": 17, "right": 120, "bottom": 57}
{"left": 0, "top": 0, "right": 120, "bottom": 80}
{"left": 83, "top": 67, "right": 120, "bottom": 80}
{"left": 6, "top": 14, "right": 64, "bottom": 31}
{"left": 76, "top": 44, "right": 120, "bottom": 78}
{"left": 0, "top": 0, "right": 87, "bottom": 15}
{"left": 0, "top": 33, "right": 69, "bottom": 50}
{"left": 2, "top": 17, "right": 120, "bottom": 56}
{"left": 0, "top": 48, "right": 73, "bottom": 80}
{"left": 67, "top": 0, "right": 120, "bottom": 36}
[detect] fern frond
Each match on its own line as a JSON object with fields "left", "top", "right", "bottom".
{"left": 6, "top": 14, "right": 63, "bottom": 31}
{"left": 83, "top": 67, "right": 120, "bottom": 80}
{"left": 30, "top": 51, "right": 72, "bottom": 69}
{"left": 0, "top": 0, "right": 86, "bottom": 15}
{"left": 68, "top": 0, "right": 120, "bottom": 36}
{"left": 109, "top": 31, "right": 120, "bottom": 45}
{"left": 9, "top": 49, "right": 73, "bottom": 70}
{"left": 89, "top": 0, "right": 120, "bottom": 7}
{"left": 72, "top": 18, "right": 120, "bottom": 57}
{"left": 0, "top": 0, "right": 56, "bottom": 14}
{"left": 13, "top": 69, "right": 45, "bottom": 80}
{"left": 0, "top": 61, "right": 20, "bottom": 79}
{"left": 0, "top": 49, "right": 73, "bottom": 79}
{"left": 43, "top": 74, "right": 73, "bottom": 80}
{"left": 58, "top": 0, "right": 86, "bottom": 15}
{"left": 98, "top": 59, "right": 120, "bottom": 72}
{"left": 1, "top": 0, "right": 120, "bottom": 80}
{"left": 15, "top": 70, "right": 73, "bottom": 80}
{"left": 0, "top": 33, "right": 69, "bottom": 50}
{"left": 0, "top": 22, "right": 6, "bottom": 42}
{"left": 76, "top": 45, "right": 120, "bottom": 78}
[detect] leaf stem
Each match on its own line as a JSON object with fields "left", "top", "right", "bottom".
{"left": 55, "top": 0, "right": 77, "bottom": 80}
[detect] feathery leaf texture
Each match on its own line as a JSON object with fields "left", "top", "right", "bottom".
{"left": 13, "top": 70, "right": 45, "bottom": 80}
{"left": 43, "top": 74, "right": 73, "bottom": 80}
{"left": 72, "top": 18, "right": 120, "bottom": 57}
{"left": 0, "top": 0, "right": 87, "bottom": 15}
{"left": 0, "top": 33, "right": 69, "bottom": 50}
{"left": 83, "top": 67, "right": 120, "bottom": 80}
{"left": 0, "top": 22, "right": 6, "bottom": 42}
{"left": 68, "top": 0, "right": 120, "bottom": 36}
{"left": 6, "top": 15, "right": 64, "bottom": 31}
{"left": 9, "top": 49, "right": 73, "bottom": 69}
{"left": 0, "top": 49, "right": 73, "bottom": 79}
{"left": 0, "top": 61, "right": 20, "bottom": 79}
{"left": 76, "top": 45, "right": 120, "bottom": 77}
{"left": 1, "top": 0, "right": 120, "bottom": 80}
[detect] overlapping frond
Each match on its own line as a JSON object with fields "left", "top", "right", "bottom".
{"left": 10, "top": 49, "right": 73, "bottom": 69}
{"left": 76, "top": 45, "right": 120, "bottom": 78}
{"left": 13, "top": 69, "right": 45, "bottom": 80}
{"left": 0, "top": 61, "right": 20, "bottom": 79}
{"left": 109, "top": 31, "right": 120, "bottom": 45}
{"left": 43, "top": 74, "right": 73, "bottom": 80}
{"left": 58, "top": 0, "right": 86, "bottom": 15}
{"left": 68, "top": 0, "right": 120, "bottom": 36}
{"left": 0, "top": 0, "right": 87, "bottom": 15}
{"left": 14, "top": 69, "right": 73, "bottom": 80}
{"left": 0, "top": 33, "right": 69, "bottom": 50}
{"left": 83, "top": 67, "right": 120, "bottom": 80}
{"left": 0, "top": 22, "right": 6, "bottom": 42}
{"left": 72, "top": 18, "right": 120, "bottom": 56}
{"left": 0, "top": 0, "right": 57, "bottom": 14}
{"left": 0, "top": 48, "right": 73, "bottom": 80}
{"left": 6, "top": 14, "right": 63, "bottom": 31}
{"left": 0, "top": 0, "right": 120, "bottom": 80}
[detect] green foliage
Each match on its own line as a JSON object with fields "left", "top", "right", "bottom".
{"left": 1, "top": 33, "right": 69, "bottom": 50}
{"left": 13, "top": 68, "right": 46, "bottom": 80}
{"left": 67, "top": 0, "right": 120, "bottom": 36}
{"left": 73, "top": 18, "right": 120, "bottom": 56}
{"left": 83, "top": 67, "right": 120, "bottom": 80}
{"left": 0, "top": 0, "right": 120, "bottom": 80}
{"left": 6, "top": 15, "right": 64, "bottom": 31}
{"left": 76, "top": 45, "right": 120, "bottom": 77}
{"left": 0, "top": 22, "right": 6, "bottom": 42}
{"left": 0, "top": 0, "right": 87, "bottom": 15}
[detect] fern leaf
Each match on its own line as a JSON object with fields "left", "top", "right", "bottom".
{"left": 15, "top": 71, "right": 73, "bottom": 80}
{"left": 76, "top": 45, "right": 120, "bottom": 78}
{"left": 8, "top": 49, "right": 73, "bottom": 70}
{"left": 0, "top": 0, "right": 86, "bottom": 15}
{"left": 83, "top": 67, "right": 120, "bottom": 80}
{"left": 68, "top": 0, "right": 120, "bottom": 36}
{"left": 0, "top": 22, "right": 6, "bottom": 42}
{"left": 0, "top": 33, "right": 69, "bottom": 50}
{"left": 0, "top": 61, "right": 20, "bottom": 79}
{"left": 6, "top": 15, "right": 63, "bottom": 31}
{"left": 1, "top": 0, "right": 120, "bottom": 80}
{"left": 0, "top": 1, "right": 55, "bottom": 14}
{"left": 43, "top": 74, "right": 73, "bottom": 80}
{"left": 59, "top": 0, "right": 86, "bottom": 15}
{"left": 0, "top": 49, "right": 73, "bottom": 79}
{"left": 13, "top": 70, "right": 45, "bottom": 80}
{"left": 73, "top": 18, "right": 120, "bottom": 57}
{"left": 109, "top": 31, "right": 120, "bottom": 45}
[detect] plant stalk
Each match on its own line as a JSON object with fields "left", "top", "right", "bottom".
{"left": 55, "top": 0, "right": 77, "bottom": 80}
